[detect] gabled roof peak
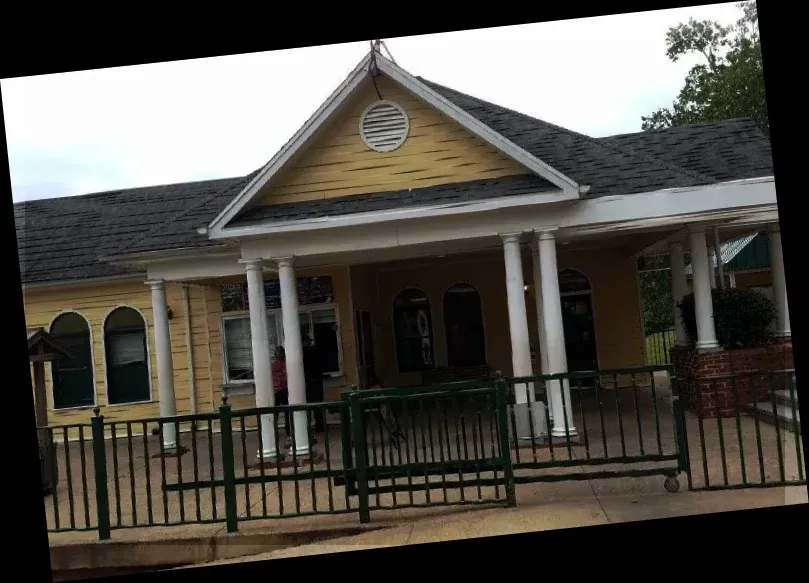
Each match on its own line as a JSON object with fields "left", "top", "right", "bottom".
{"left": 205, "top": 49, "right": 582, "bottom": 237}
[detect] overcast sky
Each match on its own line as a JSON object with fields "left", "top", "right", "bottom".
{"left": 3, "top": 4, "right": 742, "bottom": 203}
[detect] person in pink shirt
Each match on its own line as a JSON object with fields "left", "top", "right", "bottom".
{"left": 271, "top": 346, "right": 292, "bottom": 443}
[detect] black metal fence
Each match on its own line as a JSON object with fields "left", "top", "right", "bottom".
{"left": 39, "top": 366, "right": 805, "bottom": 540}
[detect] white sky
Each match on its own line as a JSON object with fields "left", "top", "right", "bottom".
{"left": 2, "top": 3, "right": 742, "bottom": 203}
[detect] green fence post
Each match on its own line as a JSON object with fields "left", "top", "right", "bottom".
{"left": 494, "top": 379, "right": 516, "bottom": 508}
{"left": 339, "top": 394, "right": 356, "bottom": 496}
{"left": 90, "top": 408, "right": 111, "bottom": 540}
{"left": 670, "top": 376, "right": 691, "bottom": 485}
{"left": 349, "top": 393, "right": 371, "bottom": 523}
{"left": 219, "top": 399, "right": 239, "bottom": 533}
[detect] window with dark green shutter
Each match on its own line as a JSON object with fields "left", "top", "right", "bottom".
{"left": 50, "top": 313, "right": 95, "bottom": 409}
{"left": 105, "top": 307, "right": 151, "bottom": 405}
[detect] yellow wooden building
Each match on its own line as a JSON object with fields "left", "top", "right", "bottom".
{"left": 18, "top": 47, "right": 784, "bottom": 445}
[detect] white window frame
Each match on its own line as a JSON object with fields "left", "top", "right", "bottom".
{"left": 221, "top": 302, "right": 344, "bottom": 385}
{"left": 221, "top": 312, "right": 257, "bottom": 386}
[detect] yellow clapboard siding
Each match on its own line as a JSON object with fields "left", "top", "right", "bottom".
{"left": 24, "top": 280, "right": 206, "bottom": 426}
{"left": 25, "top": 265, "right": 360, "bottom": 428}
{"left": 299, "top": 139, "right": 497, "bottom": 168}
{"left": 258, "top": 76, "right": 529, "bottom": 206}
{"left": 265, "top": 152, "right": 518, "bottom": 192}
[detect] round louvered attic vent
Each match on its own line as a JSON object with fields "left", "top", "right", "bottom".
{"left": 359, "top": 100, "right": 410, "bottom": 152}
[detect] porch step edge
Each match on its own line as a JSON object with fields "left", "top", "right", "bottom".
{"left": 744, "top": 401, "right": 801, "bottom": 434}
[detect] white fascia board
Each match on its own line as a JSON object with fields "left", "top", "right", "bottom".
{"left": 238, "top": 177, "right": 777, "bottom": 260}
{"left": 22, "top": 274, "right": 144, "bottom": 293}
{"left": 216, "top": 176, "right": 774, "bottom": 241}
{"left": 214, "top": 188, "right": 576, "bottom": 239}
{"left": 147, "top": 255, "right": 248, "bottom": 282}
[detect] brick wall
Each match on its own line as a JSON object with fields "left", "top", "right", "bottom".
{"left": 670, "top": 339, "right": 794, "bottom": 418}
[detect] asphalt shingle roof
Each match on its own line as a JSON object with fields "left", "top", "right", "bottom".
{"left": 15, "top": 77, "right": 774, "bottom": 287}
{"left": 417, "top": 78, "right": 717, "bottom": 197}
{"left": 600, "top": 118, "right": 773, "bottom": 182}
{"left": 16, "top": 176, "right": 245, "bottom": 285}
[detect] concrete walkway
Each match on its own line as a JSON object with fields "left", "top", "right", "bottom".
{"left": 44, "top": 375, "right": 805, "bottom": 576}
{"left": 185, "top": 482, "right": 807, "bottom": 566}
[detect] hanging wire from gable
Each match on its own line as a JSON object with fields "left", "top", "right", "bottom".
{"left": 369, "top": 39, "right": 384, "bottom": 100}
{"left": 378, "top": 40, "right": 397, "bottom": 64}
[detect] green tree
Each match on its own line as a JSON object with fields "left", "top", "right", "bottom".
{"left": 638, "top": 255, "right": 674, "bottom": 335}
{"left": 642, "top": 2, "right": 767, "bottom": 136}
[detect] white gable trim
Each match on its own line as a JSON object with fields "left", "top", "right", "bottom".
{"left": 216, "top": 188, "right": 578, "bottom": 239}
{"left": 207, "top": 50, "right": 581, "bottom": 237}
{"left": 207, "top": 53, "right": 374, "bottom": 236}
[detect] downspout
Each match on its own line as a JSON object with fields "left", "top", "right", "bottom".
{"left": 182, "top": 284, "right": 198, "bottom": 416}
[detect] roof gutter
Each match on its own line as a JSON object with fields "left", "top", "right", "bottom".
{"left": 101, "top": 243, "right": 239, "bottom": 267}
{"left": 21, "top": 273, "right": 144, "bottom": 293}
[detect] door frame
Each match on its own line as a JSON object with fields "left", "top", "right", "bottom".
{"left": 558, "top": 268, "right": 600, "bottom": 374}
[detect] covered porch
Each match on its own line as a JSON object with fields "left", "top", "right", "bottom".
{"left": 128, "top": 174, "right": 783, "bottom": 459}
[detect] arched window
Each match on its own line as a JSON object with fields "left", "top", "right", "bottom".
{"left": 559, "top": 269, "right": 592, "bottom": 295}
{"left": 49, "top": 312, "right": 95, "bottom": 409}
{"left": 104, "top": 307, "right": 151, "bottom": 405}
{"left": 393, "top": 288, "right": 435, "bottom": 373}
{"left": 443, "top": 283, "right": 486, "bottom": 368}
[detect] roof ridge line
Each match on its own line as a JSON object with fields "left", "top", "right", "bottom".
{"left": 12, "top": 175, "right": 240, "bottom": 208}
{"left": 418, "top": 78, "right": 716, "bottom": 186}
{"left": 601, "top": 117, "right": 760, "bottom": 140}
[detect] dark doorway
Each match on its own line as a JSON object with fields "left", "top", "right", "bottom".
{"left": 355, "top": 310, "right": 377, "bottom": 388}
{"left": 559, "top": 270, "right": 598, "bottom": 374}
{"left": 443, "top": 283, "right": 486, "bottom": 368}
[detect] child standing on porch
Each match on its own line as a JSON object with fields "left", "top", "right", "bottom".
{"left": 272, "top": 346, "right": 293, "bottom": 444}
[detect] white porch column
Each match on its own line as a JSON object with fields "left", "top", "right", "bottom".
{"left": 537, "top": 231, "right": 577, "bottom": 438}
{"left": 768, "top": 224, "right": 791, "bottom": 337}
{"left": 277, "top": 257, "right": 310, "bottom": 456}
{"left": 713, "top": 226, "right": 726, "bottom": 290}
{"left": 502, "top": 233, "right": 542, "bottom": 439}
{"left": 531, "top": 244, "right": 552, "bottom": 421}
{"left": 729, "top": 272, "right": 737, "bottom": 289}
{"left": 668, "top": 241, "right": 689, "bottom": 347}
{"left": 148, "top": 280, "right": 177, "bottom": 450}
{"left": 242, "top": 259, "right": 278, "bottom": 461}
{"left": 689, "top": 227, "right": 720, "bottom": 351}
{"left": 708, "top": 247, "right": 717, "bottom": 289}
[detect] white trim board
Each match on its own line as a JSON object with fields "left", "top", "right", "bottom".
{"left": 218, "top": 188, "right": 578, "bottom": 239}
{"left": 238, "top": 178, "right": 777, "bottom": 262}
{"left": 206, "top": 49, "right": 581, "bottom": 237}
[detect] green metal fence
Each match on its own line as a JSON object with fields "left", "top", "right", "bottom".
{"left": 671, "top": 369, "right": 803, "bottom": 491}
{"left": 38, "top": 366, "right": 805, "bottom": 540}
{"left": 503, "top": 366, "right": 685, "bottom": 492}
{"left": 337, "top": 382, "right": 516, "bottom": 522}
